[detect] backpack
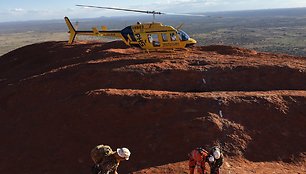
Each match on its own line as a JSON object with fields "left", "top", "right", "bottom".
{"left": 91, "top": 145, "right": 114, "bottom": 164}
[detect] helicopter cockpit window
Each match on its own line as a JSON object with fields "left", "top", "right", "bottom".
{"left": 178, "top": 30, "right": 190, "bottom": 41}
{"left": 170, "top": 33, "right": 177, "bottom": 41}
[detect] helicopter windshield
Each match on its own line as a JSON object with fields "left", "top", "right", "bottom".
{"left": 178, "top": 30, "right": 190, "bottom": 41}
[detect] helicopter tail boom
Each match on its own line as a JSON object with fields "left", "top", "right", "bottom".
{"left": 64, "top": 16, "right": 102, "bottom": 44}
{"left": 64, "top": 16, "right": 124, "bottom": 44}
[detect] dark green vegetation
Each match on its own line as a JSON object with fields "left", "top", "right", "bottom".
{"left": 0, "top": 8, "right": 306, "bottom": 56}
{"left": 189, "top": 8, "right": 306, "bottom": 57}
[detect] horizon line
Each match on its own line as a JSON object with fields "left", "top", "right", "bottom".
{"left": 1, "top": 6, "right": 306, "bottom": 24}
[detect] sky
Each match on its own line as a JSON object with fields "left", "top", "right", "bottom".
{"left": 1, "top": 0, "right": 306, "bottom": 22}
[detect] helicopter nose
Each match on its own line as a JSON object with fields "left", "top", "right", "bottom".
{"left": 189, "top": 38, "right": 197, "bottom": 44}
{"left": 186, "top": 38, "right": 197, "bottom": 47}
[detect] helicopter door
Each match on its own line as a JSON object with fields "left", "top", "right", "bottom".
{"left": 147, "top": 33, "right": 160, "bottom": 47}
{"left": 161, "top": 32, "right": 180, "bottom": 48}
{"left": 162, "top": 33, "right": 168, "bottom": 42}
{"left": 170, "top": 33, "right": 177, "bottom": 41}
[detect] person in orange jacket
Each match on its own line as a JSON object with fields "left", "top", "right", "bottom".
{"left": 188, "top": 147, "right": 209, "bottom": 174}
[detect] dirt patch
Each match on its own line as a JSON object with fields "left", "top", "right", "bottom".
{"left": 105, "top": 48, "right": 142, "bottom": 55}
{"left": 200, "top": 45, "right": 258, "bottom": 56}
{"left": 134, "top": 157, "right": 306, "bottom": 174}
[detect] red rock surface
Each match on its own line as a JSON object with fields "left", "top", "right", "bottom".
{"left": 0, "top": 41, "right": 305, "bottom": 174}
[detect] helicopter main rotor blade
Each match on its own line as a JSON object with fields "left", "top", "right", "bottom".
{"left": 164, "top": 12, "right": 208, "bottom": 17}
{"left": 76, "top": 4, "right": 164, "bottom": 15}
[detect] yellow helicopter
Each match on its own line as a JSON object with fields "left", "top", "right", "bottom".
{"left": 64, "top": 5, "right": 204, "bottom": 50}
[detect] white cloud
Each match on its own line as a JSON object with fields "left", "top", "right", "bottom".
{"left": 9, "top": 8, "right": 26, "bottom": 15}
{"left": 13, "top": 8, "right": 24, "bottom": 12}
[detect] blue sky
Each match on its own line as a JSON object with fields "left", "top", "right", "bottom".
{"left": 1, "top": 0, "right": 306, "bottom": 22}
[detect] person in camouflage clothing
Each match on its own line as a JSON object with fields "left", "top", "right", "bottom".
{"left": 91, "top": 145, "right": 131, "bottom": 174}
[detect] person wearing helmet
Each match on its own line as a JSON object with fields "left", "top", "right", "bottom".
{"left": 91, "top": 144, "right": 131, "bottom": 174}
{"left": 207, "top": 146, "right": 224, "bottom": 174}
{"left": 188, "top": 147, "right": 209, "bottom": 174}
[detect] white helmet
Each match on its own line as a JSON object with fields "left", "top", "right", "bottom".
{"left": 117, "top": 148, "right": 131, "bottom": 160}
{"left": 213, "top": 150, "right": 221, "bottom": 159}
{"left": 208, "top": 155, "right": 214, "bottom": 162}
